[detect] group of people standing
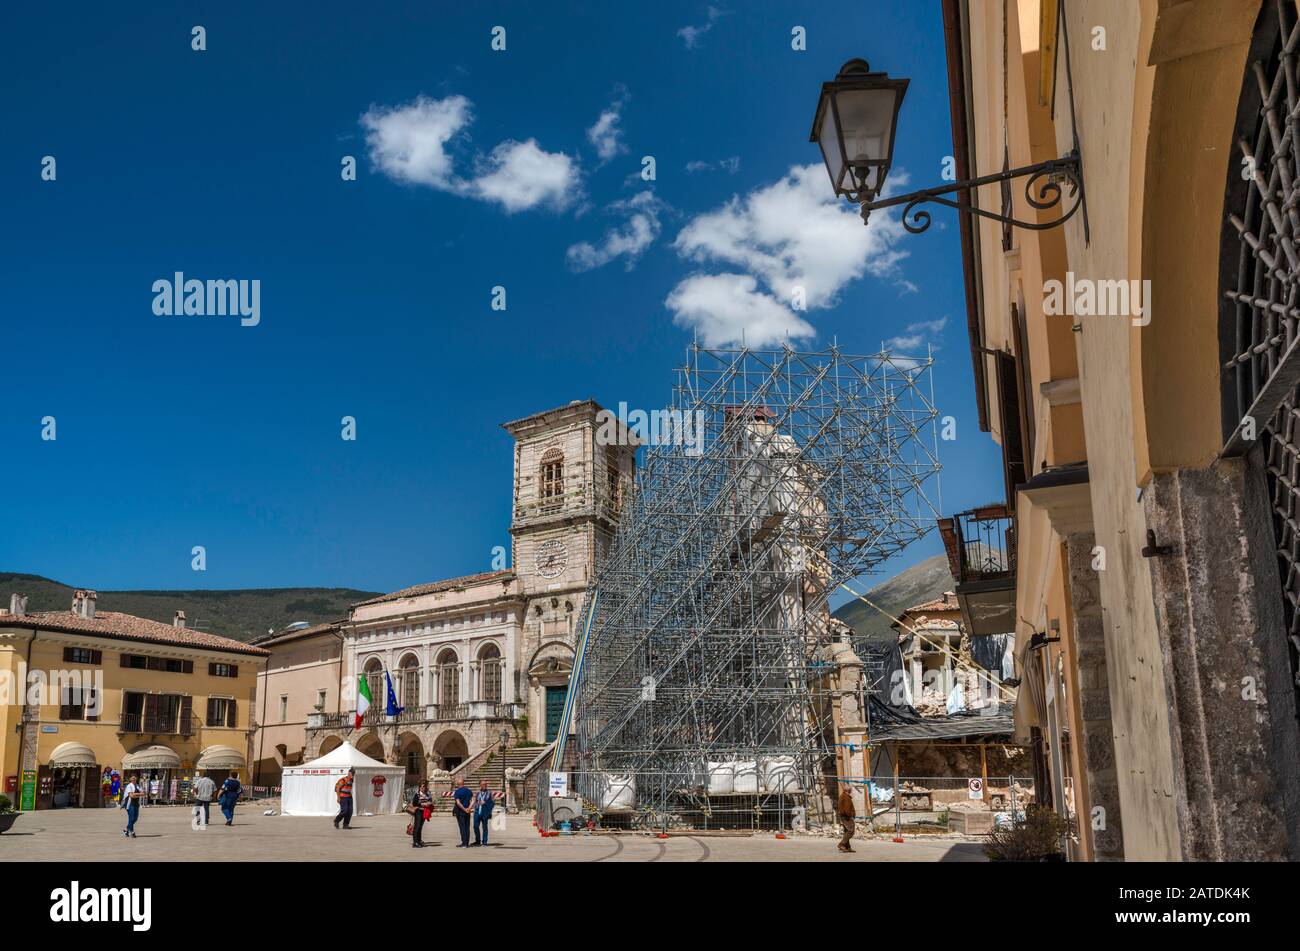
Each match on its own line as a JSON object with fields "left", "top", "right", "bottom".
{"left": 407, "top": 777, "right": 498, "bottom": 848}
{"left": 330, "top": 768, "right": 499, "bottom": 849}
{"left": 447, "top": 778, "right": 497, "bottom": 848}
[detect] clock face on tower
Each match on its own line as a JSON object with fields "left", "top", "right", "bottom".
{"left": 535, "top": 539, "right": 569, "bottom": 579}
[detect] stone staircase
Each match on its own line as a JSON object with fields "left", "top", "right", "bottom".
{"left": 465, "top": 746, "right": 549, "bottom": 791}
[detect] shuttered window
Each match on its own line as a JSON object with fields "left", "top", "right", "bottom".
{"left": 120, "top": 654, "right": 193, "bottom": 673}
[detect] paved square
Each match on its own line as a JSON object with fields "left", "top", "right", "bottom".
{"left": 2, "top": 806, "right": 989, "bottom": 862}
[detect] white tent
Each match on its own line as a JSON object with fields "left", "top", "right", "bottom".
{"left": 280, "top": 742, "right": 406, "bottom": 817}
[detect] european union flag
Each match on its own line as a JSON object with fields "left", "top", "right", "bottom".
{"left": 385, "top": 670, "right": 404, "bottom": 716}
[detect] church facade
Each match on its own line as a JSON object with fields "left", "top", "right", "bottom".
{"left": 301, "top": 400, "right": 634, "bottom": 784}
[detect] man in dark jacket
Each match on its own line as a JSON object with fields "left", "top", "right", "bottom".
{"left": 837, "top": 785, "right": 856, "bottom": 853}
{"left": 452, "top": 778, "right": 474, "bottom": 847}
{"left": 472, "top": 780, "right": 495, "bottom": 846}
{"left": 218, "top": 775, "right": 242, "bottom": 826}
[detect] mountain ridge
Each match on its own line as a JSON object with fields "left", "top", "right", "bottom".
{"left": 0, "top": 572, "right": 379, "bottom": 643}
{"left": 832, "top": 553, "right": 956, "bottom": 643}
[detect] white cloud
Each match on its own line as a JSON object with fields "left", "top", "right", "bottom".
{"left": 666, "top": 273, "right": 815, "bottom": 347}
{"left": 566, "top": 191, "right": 662, "bottom": 271}
{"left": 678, "top": 5, "right": 725, "bottom": 49}
{"left": 470, "top": 139, "right": 579, "bottom": 213}
{"left": 885, "top": 317, "right": 947, "bottom": 353}
{"left": 685, "top": 156, "right": 740, "bottom": 175}
{"left": 587, "top": 89, "right": 629, "bottom": 164}
{"left": 362, "top": 95, "right": 579, "bottom": 213}
{"left": 361, "top": 95, "right": 471, "bottom": 188}
{"left": 673, "top": 164, "right": 908, "bottom": 308}
{"left": 664, "top": 163, "right": 911, "bottom": 345}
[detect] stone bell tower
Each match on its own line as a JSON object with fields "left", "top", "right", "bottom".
{"left": 502, "top": 400, "right": 634, "bottom": 743}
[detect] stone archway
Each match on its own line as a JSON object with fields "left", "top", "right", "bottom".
{"left": 1133, "top": 0, "right": 1300, "bottom": 862}
{"left": 432, "top": 730, "right": 469, "bottom": 771}
{"left": 355, "top": 732, "right": 386, "bottom": 763}
{"left": 397, "top": 731, "right": 427, "bottom": 786}
{"left": 1133, "top": 0, "right": 1259, "bottom": 475}
{"left": 317, "top": 735, "right": 343, "bottom": 758}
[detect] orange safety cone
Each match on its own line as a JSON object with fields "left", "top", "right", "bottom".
{"left": 774, "top": 833, "right": 787, "bottom": 839}
{"left": 892, "top": 836, "right": 904, "bottom": 843}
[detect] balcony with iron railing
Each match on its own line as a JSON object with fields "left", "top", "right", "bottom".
{"left": 307, "top": 701, "right": 523, "bottom": 732}
{"left": 119, "top": 712, "right": 197, "bottom": 737}
{"left": 937, "top": 504, "right": 1017, "bottom": 636}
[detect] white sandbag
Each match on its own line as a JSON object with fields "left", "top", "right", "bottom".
{"left": 707, "top": 761, "right": 735, "bottom": 795}
{"left": 600, "top": 773, "right": 636, "bottom": 811}
{"left": 762, "top": 756, "right": 799, "bottom": 793}
{"left": 733, "top": 760, "right": 759, "bottom": 794}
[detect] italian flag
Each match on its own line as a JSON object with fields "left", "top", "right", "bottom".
{"left": 355, "top": 674, "right": 373, "bottom": 728}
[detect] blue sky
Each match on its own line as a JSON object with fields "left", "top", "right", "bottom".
{"left": 0, "top": 1, "right": 1005, "bottom": 600}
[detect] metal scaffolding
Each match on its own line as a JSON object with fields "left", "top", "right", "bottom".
{"left": 570, "top": 344, "right": 941, "bottom": 829}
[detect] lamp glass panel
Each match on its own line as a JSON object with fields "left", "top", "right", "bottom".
{"left": 817, "top": 101, "right": 843, "bottom": 190}
{"left": 834, "top": 86, "right": 898, "bottom": 168}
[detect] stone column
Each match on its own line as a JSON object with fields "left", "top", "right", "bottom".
{"left": 1064, "top": 531, "right": 1124, "bottom": 860}
{"left": 1143, "top": 451, "right": 1300, "bottom": 861}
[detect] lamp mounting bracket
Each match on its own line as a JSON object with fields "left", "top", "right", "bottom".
{"left": 856, "top": 150, "right": 1087, "bottom": 238}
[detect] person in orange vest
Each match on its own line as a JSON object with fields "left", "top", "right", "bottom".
{"left": 333, "top": 768, "right": 355, "bottom": 830}
{"left": 836, "top": 784, "right": 856, "bottom": 853}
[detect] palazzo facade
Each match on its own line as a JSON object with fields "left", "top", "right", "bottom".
{"left": 301, "top": 400, "right": 633, "bottom": 784}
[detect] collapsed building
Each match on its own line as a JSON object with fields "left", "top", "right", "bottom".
{"left": 564, "top": 344, "right": 941, "bottom": 830}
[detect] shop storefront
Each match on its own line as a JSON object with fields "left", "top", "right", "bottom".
{"left": 36, "top": 743, "right": 102, "bottom": 809}
{"left": 121, "top": 745, "right": 181, "bottom": 805}
{"left": 195, "top": 744, "right": 246, "bottom": 788}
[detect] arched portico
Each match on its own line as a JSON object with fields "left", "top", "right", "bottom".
{"left": 355, "top": 731, "right": 386, "bottom": 763}
{"left": 1133, "top": 0, "right": 1258, "bottom": 476}
{"left": 397, "top": 731, "right": 427, "bottom": 785}
{"left": 432, "top": 729, "right": 469, "bottom": 770}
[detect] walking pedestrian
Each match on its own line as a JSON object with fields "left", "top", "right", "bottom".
{"left": 836, "top": 783, "right": 856, "bottom": 853}
{"left": 408, "top": 781, "right": 433, "bottom": 848}
{"left": 192, "top": 771, "right": 216, "bottom": 826}
{"left": 451, "top": 777, "right": 473, "bottom": 847}
{"left": 120, "top": 773, "right": 143, "bottom": 838}
{"left": 334, "top": 768, "right": 354, "bottom": 829}
{"left": 472, "top": 779, "right": 495, "bottom": 846}
{"left": 217, "top": 774, "right": 242, "bottom": 826}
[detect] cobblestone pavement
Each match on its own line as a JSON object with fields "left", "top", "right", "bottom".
{"left": 1, "top": 806, "right": 989, "bottom": 862}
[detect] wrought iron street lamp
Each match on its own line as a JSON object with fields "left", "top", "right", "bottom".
{"left": 810, "top": 58, "right": 1087, "bottom": 237}
{"left": 810, "top": 58, "right": 909, "bottom": 208}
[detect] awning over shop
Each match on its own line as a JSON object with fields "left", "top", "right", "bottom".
{"left": 48, "top": 742, "right": 98, "bottom": 767}
{"left": 122, "top": 745, "right": 181, "bottom": 770}
{"left": 195, "top": 745, "right": 246, "bottom": 770}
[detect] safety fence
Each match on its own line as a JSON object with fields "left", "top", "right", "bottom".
{"left": 532, "top": 769, "right": 1035, "bottom": 834}
{"left": 861, "top": 775, "right": 1035, "bottom": 834}
{"left": 534, "top": 767, "right": 827, "bottom": 833}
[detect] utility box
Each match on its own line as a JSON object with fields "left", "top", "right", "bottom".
{"left": 539, "top": 795, "right": 584, "bottom": 829}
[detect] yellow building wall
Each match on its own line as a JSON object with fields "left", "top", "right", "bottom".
{"left": 3, "top": 626, "right": 262, "bottom": 808}
{"left": 967, "top": 0, "right": 1227, "bottom": 862}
